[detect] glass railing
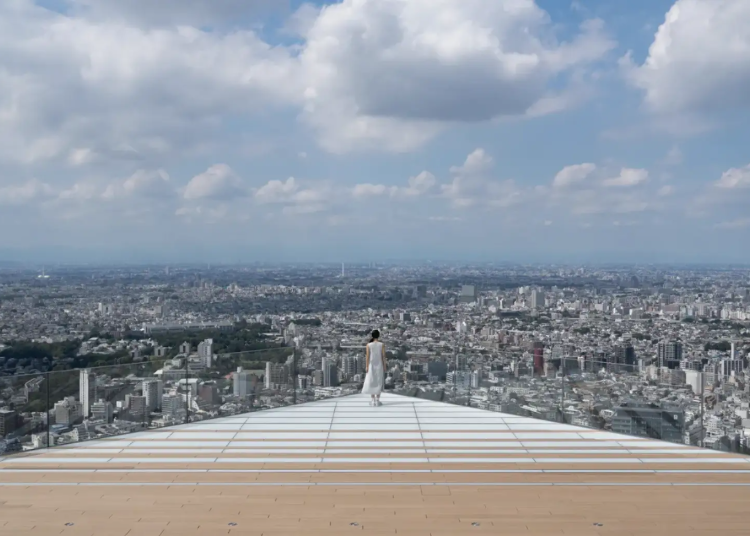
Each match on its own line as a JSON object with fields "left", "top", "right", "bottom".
{"left": 562, "top": 359, "right": 691, "bottom": 446}
{"left": 295, "top": 344, "right": 364, "bottom": 404}
{"left": 0, "top": 371, "right": 50, "bottom": 454}
{"left": 187, "top": 347, "right": 295, "bottom": 421}
{"left": 0, "top": 350, "right": 720, "bottom": 455}
{"left": 0, "top": 343, "right": 371, "bottom": 454}
{"left": 395, "top": 357, "right": 712, "bottom": 450}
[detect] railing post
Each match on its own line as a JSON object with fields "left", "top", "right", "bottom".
{"left": 700, "top": 371, "right": 705, "bottom": 449}
{"left": 46, "top": 371, "right": 50, "bottom": 450}
{"left": 560, "top": 356, "right": 566, "bottom": 424}
{"left": 184, "top": 357, "right": 189, "bottom": 424}
{"left": 292, "top": 346, "right": 298, "bottom": 406}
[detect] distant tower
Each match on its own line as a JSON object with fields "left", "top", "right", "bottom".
{"left": 341, "top": 263, "right": 345, "bottom": 278}
{"left": 79, "top": 369, "right": 90, "bottom": 418}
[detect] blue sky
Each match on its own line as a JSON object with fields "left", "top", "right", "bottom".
{"left": 1, "top": 0, "right": 749, "bottom": 263}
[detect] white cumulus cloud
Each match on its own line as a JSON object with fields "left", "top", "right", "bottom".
{"left": 101, "top": 169, "right": 173, "bottom": 200}
{"left": 624, "top": 0, "right": 750, "bottom": 116}
{"left": 255, "top": 177, "right": 299, "bottom": 204}
{"left": 715, "top": 164, "right": 750, "bottom": 189}
{"left": 298, "top": 0, "right": 615, "bottom": 152}
{"left": 183, "top": 164, "right": 244, "bottom": 200}
{"left": 552, "top": 163, "right": 596, "bottom": 188}
{"left": 66, "top": 0, "right": 281, "bottom": 26}
{"left": 352, "top": 171, "right": 437, "bottom": 199}
{"left": 603, "top": 168, "right": 649, "bottom": 188}
{"left": 0, "top": 178, "right": 55, "bottom": 205}
{"left": 0, "top": 1, "right": 298, "bottom": 167}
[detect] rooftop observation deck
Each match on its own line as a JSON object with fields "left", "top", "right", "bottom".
{"left": 1, "top": 393, "right": 749, "bottom": 536}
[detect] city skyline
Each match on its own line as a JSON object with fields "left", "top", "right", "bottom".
{"left": 2, "top": 261, "right": 750, "bottom": 455}
{"left": 2, "top": 0, "right": 750, "bottom": 261}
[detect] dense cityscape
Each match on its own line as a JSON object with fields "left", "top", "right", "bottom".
{"left": 1, "top": 263, "right": 749, "bottom": 455}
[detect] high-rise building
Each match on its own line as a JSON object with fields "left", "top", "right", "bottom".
{"left": 530, "top": 290, "right": 545, "bottom": 310}
{"left": 658, "top": 341, "right": 683, "bottom": 370}
{"left": 179, "top": 341, "right": 191, "bottom": 355}
{"left": 234, "top": 367, "right": 253, "bottom": 397}
{"left": 312, "top": 370, "right": 324, "bottom": 386}
{"left": 611, "top": 345, "right": 636, "bottom": 372}
{"left": 342, "top": 356, "right": 359, "bottom": 378}
{"left": 197, "top": 339, "right": 214, "bottom": 368}
{"left": 721, "top": 359, "right": 744, "bottom": 379}
{"left": 54, "top": 397, "right": 82, "bottom": 425}
{"left": 447, "top": 371, "right": 471, "bottom": 388}
{"left": 322, "top": 358, "right": 339, "bottom": 387}
{"left": 0, "top": 409, "right": 17, "bottom": 438}
{"left": 199, "top": 383, "right": 221, "bottom": 405}
{"left": 532, "top": 342, "right": 545, "bottom": 376}
{"left": 143, "top": 380, "right": 163, "bottom": 412}
{"left": 426, "top": 361, "right": 448, "bottom": 381}
{"left": 90, "top": 400, "right": 114, "bottom": 423}
{"left": 470, "top": 370, "right": 482, "bottom": 389}
{"left": 79, "top": 369, "right": 91, "bottom": 419}
{"left": 161, "top": 394, "right": 183, "bottom": 418}
{"left": 265, "top": 362, "right": 289, "bottom": 389}
{"left": 126, "top": 395, "right": 148, "bottom": 421}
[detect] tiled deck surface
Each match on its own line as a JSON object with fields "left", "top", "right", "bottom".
{"left": 1, "top": 393, "right": 750, "bottom": 535}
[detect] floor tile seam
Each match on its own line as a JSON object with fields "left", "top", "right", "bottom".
{"left": 413, "top": 402, "right": 426, "bottom": 450}
{"left": 324, "top": 400, "right": 336, "bottom": 451}
{"left": 223, "top": 417, "right": 244, "bottom": 455}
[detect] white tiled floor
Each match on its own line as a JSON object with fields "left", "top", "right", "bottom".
{"left": 7, "top": 393, "right": 746, "bottom": 475}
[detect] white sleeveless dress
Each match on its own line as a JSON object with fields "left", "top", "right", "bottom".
{"left": 362, "top": 341, "right": 385, "bottom": 395}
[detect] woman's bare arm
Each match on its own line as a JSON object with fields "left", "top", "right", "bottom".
{"left": 365, "top": 344, "right": 370, "bottom": 371}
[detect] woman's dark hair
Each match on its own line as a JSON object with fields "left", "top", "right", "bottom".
{"left": 370, "top": 329, "right": 380, "bottom": 342}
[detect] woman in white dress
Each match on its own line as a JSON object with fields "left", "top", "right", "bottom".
{"left": 362, "top": 329, "right": 386, "bottom": 406}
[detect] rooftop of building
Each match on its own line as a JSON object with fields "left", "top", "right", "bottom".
{"left": 1, "top": 393, "right": 749, "bottom": 535}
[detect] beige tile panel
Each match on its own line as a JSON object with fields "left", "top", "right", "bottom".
{"left": 3, "top": 468, "right": 750, "bottom": 485}
{"left": 1, "top": 485, "right": 750, "bottom": 536}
